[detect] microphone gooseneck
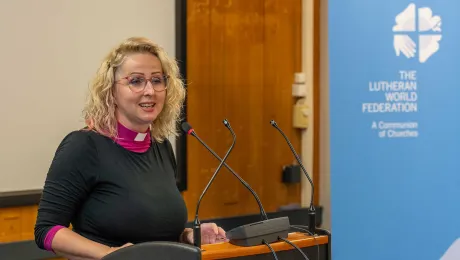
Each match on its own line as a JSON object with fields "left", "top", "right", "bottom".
{"left": 188, "top": 120, "right": 236, "bottom": 248}
{"left": 270, "top": 120, "right": 316, "bottom": 234}
{"left": 181, "top": 121, "right": 269, "bottom": 220}
{"left": 182, "top": 120, "right": 291, "bottom": 247}
{"left": 193, "top": 119, "right": 235, "bottom": 218}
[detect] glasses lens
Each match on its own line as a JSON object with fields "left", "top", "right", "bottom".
{"left": 126, "top": 76, "right": 168, "bottom": 92}
{"left": 128, "top": 77, "right": 146, "bottom": 92}
{"left": 150, "top": 76, "right": 167, "bottom": 91}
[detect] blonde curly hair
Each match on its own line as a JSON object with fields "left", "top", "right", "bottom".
{"left": 83, "top": 37, "right": 186, "bottom": 142}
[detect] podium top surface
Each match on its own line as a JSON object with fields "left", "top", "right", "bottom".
{"left": 201, "top": 232, "right": 328, "bottom": 259}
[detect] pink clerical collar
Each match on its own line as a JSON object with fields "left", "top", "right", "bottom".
{"left": 114, "top": 122, "right": 151, "bottom": 153}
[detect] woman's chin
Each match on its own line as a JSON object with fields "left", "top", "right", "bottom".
{"left": 138, "top": 106, "right": 160, "bottom": 122}
{"left": 137, "top": 114, "right": 158, "bottom": 125}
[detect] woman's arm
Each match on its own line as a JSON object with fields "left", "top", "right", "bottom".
{"left": 51, "top": 228, "right": 110, "bottom": 260}
{"left": 51, "top": 228, "right": 132, "bottom": 260}
{"left": 34, "top": 131, "right": 122, "bottom": 259}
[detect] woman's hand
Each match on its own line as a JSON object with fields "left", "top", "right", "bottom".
{"left": 101, "top": 242, "right": 133, "bottom": 259}
{"left": 182, "top": 223, "right": 228, "bottom": 245}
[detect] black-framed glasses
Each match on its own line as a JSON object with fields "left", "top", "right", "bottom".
{"left": 117, "top": 75, "right": 169, "bottom": 93}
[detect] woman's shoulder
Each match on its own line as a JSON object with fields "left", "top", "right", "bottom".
{"left": 57, "top": 128, "right": 103, "bottom": 155}
{"left": 154, "top": 137, "right": 174, "bottom": 154}
{"left": 61, "top": 128, "right": 96, "bottom": 143}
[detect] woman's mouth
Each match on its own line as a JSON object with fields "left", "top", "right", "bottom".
{"left": 139, "top": 102, "right": 156, "bottom": 111}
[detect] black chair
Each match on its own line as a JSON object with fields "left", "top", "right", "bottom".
{"left": 101, "top": 241, "right": 202, "bottom": 260}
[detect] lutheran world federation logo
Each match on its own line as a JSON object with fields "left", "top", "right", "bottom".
{"left": 392, "top": 3, "right": 442, "bottom": 63}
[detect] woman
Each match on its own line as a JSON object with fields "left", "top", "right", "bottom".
{"left": 34, "top": 37, "right": 227, "bottom": 260}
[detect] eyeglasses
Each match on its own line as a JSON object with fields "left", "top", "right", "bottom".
{"left": 117, "top": 75, "right": 169, "bottom": 93}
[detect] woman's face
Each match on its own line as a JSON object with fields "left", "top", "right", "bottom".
{"left": 114, "top": 53, "right": 167, "bottom": 132}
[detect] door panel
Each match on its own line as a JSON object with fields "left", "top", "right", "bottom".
{"left": 184, "top": 0, "right": 303, "bottom": 220}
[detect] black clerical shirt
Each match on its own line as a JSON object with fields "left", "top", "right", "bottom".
{"left": 34, "top": 130, "right": 188, "bottom": 249}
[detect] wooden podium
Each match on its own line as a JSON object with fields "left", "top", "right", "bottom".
{"left": 38, "top": 232, "right": 330, "bottom": 260}
{"left": 201, "top": 232, "right": 330, "bottom": 260}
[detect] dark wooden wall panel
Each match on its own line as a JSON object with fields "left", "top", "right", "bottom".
{"left": 184, "top": 0, "right": 304, "bottom": 220}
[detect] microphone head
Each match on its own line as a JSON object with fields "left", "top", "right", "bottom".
{"left": 270, "top": 120, "right": 278, "bottom": 127}
{"left": 223, "top": 119, "right": 230, "bottom": 128}
{"left": 181, "top": 121, "right": 194, "bottom": 135}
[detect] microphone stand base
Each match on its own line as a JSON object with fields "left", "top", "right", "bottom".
{"left": 226, "top": 217, "right": 290, "bottom": 247}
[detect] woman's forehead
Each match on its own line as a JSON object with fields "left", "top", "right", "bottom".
{"left": 120, "top": 53, "right": 163, "bottom": 74}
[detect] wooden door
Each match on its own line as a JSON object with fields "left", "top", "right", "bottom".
{"left": 183, "top": 0, "right": 303, "bottom": 220}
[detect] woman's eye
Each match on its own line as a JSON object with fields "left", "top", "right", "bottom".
{"left": 129, "top": 77, "right": 145, "bottom": 85}
{"left": 151, "top": 77, "right": 163, "bottom": 84}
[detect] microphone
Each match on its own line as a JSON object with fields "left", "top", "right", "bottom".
{"left": 181, "top": 121, "right": 268, "bottom": 220}
{"left": 182, "top": 121, "right": 291, "bottom": 247}
{"left": 270, "top": 120, "right": 316, "bottom": 234}
{"left": 191, "top": 119, "right": 236, "bottom": 248}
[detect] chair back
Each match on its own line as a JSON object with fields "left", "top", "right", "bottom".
{"left": 101, "top": 241, "right": 202, "bottom": 260}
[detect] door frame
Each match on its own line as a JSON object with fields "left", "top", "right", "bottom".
{"left": 175, "top": 0, "right": 188, "bottom": 192}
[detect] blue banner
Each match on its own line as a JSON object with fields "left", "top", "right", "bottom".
{"left": 328, "top": 1, "right": 460, "bottom": 259}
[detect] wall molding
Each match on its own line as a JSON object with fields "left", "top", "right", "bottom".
{"left": 0, "top": 189, "right": 42, "bottom": 209}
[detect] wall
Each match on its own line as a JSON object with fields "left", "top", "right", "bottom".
{"left": 318, "top": 0, "right": 331, "bottom": 230}
{"left": 0, "top": 0, "right": 176, "bottom": 192}
{"left": 0, "top": 205, "right": 37, "bottom": 242}
{"left": 300, "top": 0, "right": 331, "bottom": 230}
{"left": 300, "top": 0, "right": 314, "bottom": 209}
{"left": 301, "top": 0, "right": 328, "bottom": 231}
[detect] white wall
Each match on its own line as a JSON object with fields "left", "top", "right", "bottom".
{"left": 0, "top": 0, "right": 176, "bottom": 192}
